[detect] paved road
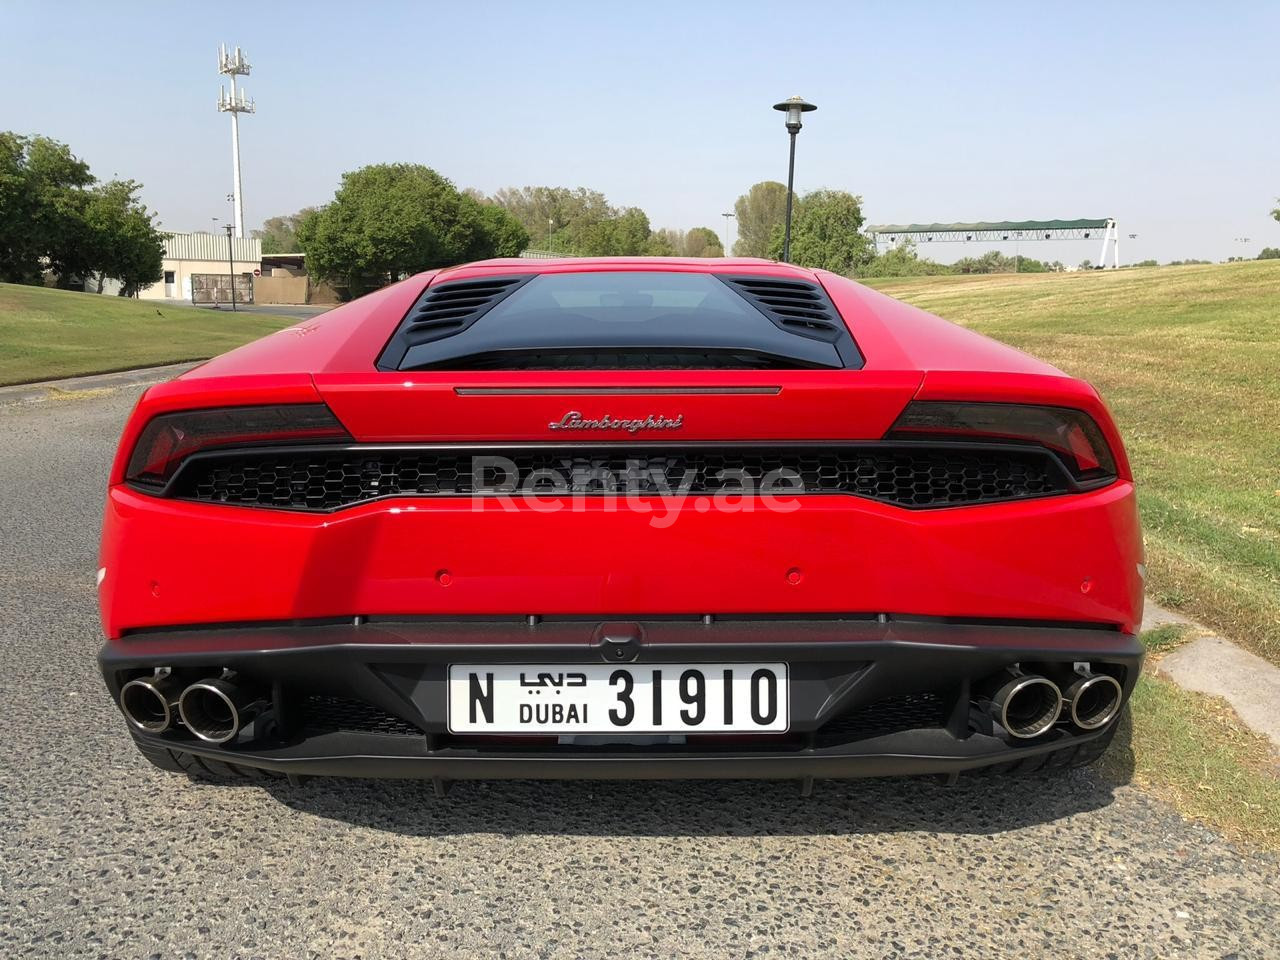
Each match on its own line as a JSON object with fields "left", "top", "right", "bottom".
{"left": 2, "top": 385, "right": 1277, "bottom": 960}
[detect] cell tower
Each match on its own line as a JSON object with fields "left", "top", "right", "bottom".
{"left": 217, "top": 44, "right": 254, "bottom": 238}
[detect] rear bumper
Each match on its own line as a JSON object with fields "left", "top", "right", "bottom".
{"left": 101, "top": 617, "right": 1142, "bottom": 781}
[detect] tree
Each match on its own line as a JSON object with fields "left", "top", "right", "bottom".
{"left": 766, "top": 189, "right": 873, "bottom": 274}
{"left": 1257, "top": 247, "right": 1280, "bottom": 260}
{"left": 471, "top": 200, "right": 529, "bottom": 258}
{"left": 0, "top": 132, "right": 92, "bottom": 283}
{"left": 856, "top": 240, "right": 953, "bottom": 278}
{"left": 0, "top": 132, "right": 162, "bottom": 292}
{"left": 490, "top": 185, "right": 612, "bottom": 249}
{"left": 253, "top": 208, "right": 318, "bottom": 254}
{"left": 1272, "top": 201, "right": 1279, "bottom": 223}
{"left": 299, "top": 163, "right": 528, "bottom": 298}
{"left": 732, "top": 181, "right": 787, "bottom": 258}
{"left": 81, "top": 179, "right": 164, "bottom": 295}
{"left": 683, "top": 226, "right": 724, "bottom": 258}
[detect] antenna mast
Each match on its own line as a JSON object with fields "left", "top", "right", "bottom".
{"left": 217, "top": 44, "right": 254, "bottom": 238}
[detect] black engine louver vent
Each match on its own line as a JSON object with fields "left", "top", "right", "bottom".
{"left": 401, "top": 275, "right": 533, "bottom": 347}
{"left": 722, "top": 276, "right": 844, "bottom": 342}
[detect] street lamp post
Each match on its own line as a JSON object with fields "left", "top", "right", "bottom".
{"left": 772, "top": 96, "right": 816, "bottom": 263}
{"left": 721, "top": 211, "right": 735, "bottom": 257}
{"left": 224, "top": 223, "right": 237, "bottom": 312}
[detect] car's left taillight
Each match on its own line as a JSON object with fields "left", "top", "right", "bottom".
{"left": 125, "top": 404, "right": 352, "bottom": 489}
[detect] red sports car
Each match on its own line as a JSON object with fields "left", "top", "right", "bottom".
{"left": 98, "top": 258, "right": 1143, "bottom": 789}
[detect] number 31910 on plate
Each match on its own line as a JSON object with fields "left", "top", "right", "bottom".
{"left": 448, "top": 663, "right": 789, "bottom": 734}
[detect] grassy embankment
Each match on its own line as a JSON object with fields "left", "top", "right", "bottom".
{"left": 0, "top": 282, "right": 296, "bottom": 385}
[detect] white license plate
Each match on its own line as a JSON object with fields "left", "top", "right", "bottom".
{"left": 448, "top": 663, "right": 788, "bottom": 734}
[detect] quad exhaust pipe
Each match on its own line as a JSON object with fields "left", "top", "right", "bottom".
{"left": 976, "top": 664, "right": 1123, "bottom": 740}
{"left": 982, "top": 670, "right": 1062, "bottom": 739}
{"left": 119, "top": 674, "right": 182, "bottom": 733}
{"left": 1062, "top": 670, "right": 1123, "bottom": 730}
{"left": 178, "top": 677, "right": 267, "bottom": 744}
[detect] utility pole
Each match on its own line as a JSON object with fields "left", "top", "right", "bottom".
{"left": 224, "top": 223, "right": 237, "bottom": 312}
{"left": 217, "top": 45, "right": 254, "bottom": 238}
{"left": 721, "top": 212, "right": 736, "bottom": 257}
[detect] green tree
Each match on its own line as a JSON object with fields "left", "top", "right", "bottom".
{"left": 732, "top": 181, "right": 787, "bottom": 258}
{"left": 855, "top": 240, "right": 953, "bottom": 278}
{"left": 81, "top": 179, "right": 164, "bottom": 295}
{"left": 471, "top": 200, "right": 530, "bottom": 258}
{"left": 573, "top": 206, "right": 653, "bottom": 256}
{"left": 766, "top": 189, "right": 872, "bottom": 273}
{"left": 0, "top": 132, "right": 162, "bottom": 292}
{"left": 253, "top": 208, "right": 318, "bottom": 254}
{"left": 0, "top": 132, "right": 93, "bottom": 283}
{"left": 299, "top": 163, "right": 528, "bottom": 298}
{"left": 1257, "top": 247, "right": 1280, "bottom": 260}
{"left": 490, "top": 185, "right": 612, "bottom": 249}
{"left": 1272, "top": 201, "right": 1279, "bottom": 223}
{"left": 683, "top": 226, "right": 724, "bottom": 257}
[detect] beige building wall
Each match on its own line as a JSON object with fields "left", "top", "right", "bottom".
{"left": 254, "top": 275, "right": 309, "bottom": 305}
{"left": 137, "top": 232, "right": 263, "bottom": 301}
{"left": 138, "top": 257, "right": 261, "bottom": 301}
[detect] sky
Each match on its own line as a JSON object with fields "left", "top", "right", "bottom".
{"left": 3, "top": 0, "right": 1277, "bottom": 265}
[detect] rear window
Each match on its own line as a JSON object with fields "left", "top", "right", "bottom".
{"left": 378, "top": 270, "right": 860, "bottom": 371}
{"left": 498, "top": 272, "right": 757, "bottom": 316}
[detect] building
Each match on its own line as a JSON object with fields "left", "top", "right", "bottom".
{"left": 137, "top": 231, "right": 262, "bottom": 303}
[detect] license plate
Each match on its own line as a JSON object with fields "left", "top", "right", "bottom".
{"left": 447, "top": 663, "right": 788, "bottom": 734}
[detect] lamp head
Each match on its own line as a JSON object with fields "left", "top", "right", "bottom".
{"left": 773, "top": 96, "right": 817, "bottom": 133}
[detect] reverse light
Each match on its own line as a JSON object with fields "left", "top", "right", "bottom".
{"left": 125, "top": 404, "right": 351, "bottom": 488}
{"left": 886, "top": 401, "right": 1117, "bottom": 483}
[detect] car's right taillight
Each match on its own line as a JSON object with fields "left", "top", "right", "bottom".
{"left": 885, "top": 401, "right": 1117, "bottom": 484}
{"left": 125, "top": 404, "right": 351, "bottom": 489}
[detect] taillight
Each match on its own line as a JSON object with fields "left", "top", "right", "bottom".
{"left": 885, "top": 401, "right": 1117, "bottom": 483}
{"left": 125, "top": 404, "right": 351, "bottom": 488}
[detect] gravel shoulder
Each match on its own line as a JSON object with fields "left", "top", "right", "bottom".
{"left": 1, "top": 387, "right": 1277, "bottom": 960}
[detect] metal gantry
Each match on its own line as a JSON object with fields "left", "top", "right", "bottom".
{"left": 866, "top": 218, "right": 1122, "bottom": 268}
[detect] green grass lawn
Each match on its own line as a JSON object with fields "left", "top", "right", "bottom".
{"left": 0, "top": 283, "right": 295, "bottom": 385}
{"left": 868, "top": 261, "right": 1280, "bottom": 665}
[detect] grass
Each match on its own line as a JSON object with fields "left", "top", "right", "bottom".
{"left": 1095, "top": 625, "right": 1280, "bottom": 850}
{"left": 868, "top": 262, "right": 1280, "bottom": 666}
{"left": 0, "top": 282, "right": 296, "bottom": 386}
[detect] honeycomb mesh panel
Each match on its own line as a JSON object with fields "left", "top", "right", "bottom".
{"left": 298, "top": 696, "right": 422, "bottom": 736}
{"left": 815, "top": 693, "right": 949, "bottom": 746}
{"left": 174, "top": 445, "right": 1070, "bottom": 512}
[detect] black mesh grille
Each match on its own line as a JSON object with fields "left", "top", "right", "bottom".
{"left": 400, "top": 276, "right": 531, "bottom": 348}
{"left": 171, "top": 445, "right": 1071, "bottom": 512}
{"left": 721, "top": 276, "right": 844, "bottom": 341}
{"left": 815, "top": 693, "right": 948, "bottom": 746}
{"left": 299, "top": 696, "right": 422, "bottom": 736}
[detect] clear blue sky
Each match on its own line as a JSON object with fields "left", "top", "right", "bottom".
{"left": 4, "top": 0, "right": 1277, "bottom": 264}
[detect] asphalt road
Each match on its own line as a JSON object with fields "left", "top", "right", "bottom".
{"left": 2, "top": 384, "right": 1277, "bottom": 960}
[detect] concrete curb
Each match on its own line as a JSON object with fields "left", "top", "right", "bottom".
{"left": 1143, "top": 600, "right": 1280, "bottom": 752}
{"left": 0, "top": 362, "right": 199, "bottom": 407}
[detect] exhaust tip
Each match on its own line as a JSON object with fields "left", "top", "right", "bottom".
{"left": 1067, "top": 673, "right": 1123, "bottom": 729}
{"left": 178, "top": 679, "right": 243, "bottom": 744}
{"left": 120, "top": 677, "right": 174, "bottom": 733}
{"left": 993, "top": 675, "right": 1062, "bottom": 739}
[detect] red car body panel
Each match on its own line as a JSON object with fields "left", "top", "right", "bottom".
{"left": 97, "top": 257, "right": 1145, "bottom": 782}
{"left": 100, "top": 258, "right": 1142, "bottom": 642}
